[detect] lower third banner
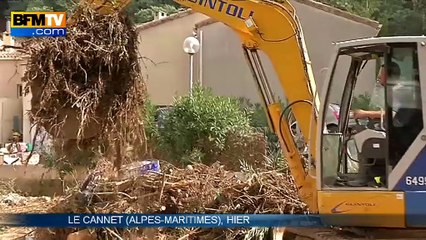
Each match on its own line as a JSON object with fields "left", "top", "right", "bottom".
{"left": 0, "top": 214, "right": 325, "bottom": 228}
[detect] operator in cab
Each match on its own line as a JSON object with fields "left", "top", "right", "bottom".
{"left": 352, "top": 61, "right": 422, "bottom": 127}
{"left": 351, "top": 60, "right": 422, "bottom": 170}
{"left": 351, "top": 61, "right": 400, "bottom": 120}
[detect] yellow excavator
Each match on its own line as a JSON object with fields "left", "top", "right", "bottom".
{"left": 79, "top": 0, "right": 426, "bottom": 239}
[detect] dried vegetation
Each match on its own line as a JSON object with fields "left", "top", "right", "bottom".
{"left": 34, "top": 160, "right": 308, "bottom": 239}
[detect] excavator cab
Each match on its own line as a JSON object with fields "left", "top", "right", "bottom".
{"left": 318, "top": 37, "right": 426, "bottom": 227}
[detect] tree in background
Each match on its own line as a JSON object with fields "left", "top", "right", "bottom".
{"left": 7, "top": 0, "right": 181, "bottom": 24}
{"left": 0, "top": 1, "right": 9, "bottom": 17}
{"left": 6, "top": 0, "right": 426, "bottom": 33}
{"left": 351, "top": 93, "right": 381, "bottom": 111}
{"left": 7, "top": 0, "right": 70, "bottom": 12}
{"left": 126, "top": 0, "right": 181, "bottom": 23}
{"left": 317, "top": 0, "right": 426, "bottom": 36}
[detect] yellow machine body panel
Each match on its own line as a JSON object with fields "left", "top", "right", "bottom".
{"left": 318, "top": 191, "right": 405, "bottom": 228}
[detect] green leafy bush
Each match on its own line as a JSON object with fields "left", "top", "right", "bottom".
{"left": 142, "top": 98, "right": 160, "bottom": 143}
{"left": 237, "top": 98, "right": 270, "bottom": 131}
{"left": 237, "top": 97, "right": 288, "bottom": 152}
{"left": 158, "top": 85, "right": 252, "bottom": 163}
{"left": 352, "top": 93, "right": 381, "bottom": 111}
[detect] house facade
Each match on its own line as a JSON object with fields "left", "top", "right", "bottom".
{"left": 0, "top": 30, "right": 32, "bottom": 143}
{"left": 136, "top": 11, "right": 208, "bottom": 105}
{"left": 0, "top": 49, "right": 27, "bottom": 143}
{"left": 136, "top": 0, "right": 381, "bottom": 106}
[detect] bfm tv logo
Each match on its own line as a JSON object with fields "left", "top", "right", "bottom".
{"left": 10, "top": 12, "right": 67, "bottom": 37}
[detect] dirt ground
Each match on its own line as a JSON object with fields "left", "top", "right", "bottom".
{"left": 0, "top": 188, "right": 62, "bottom": 240}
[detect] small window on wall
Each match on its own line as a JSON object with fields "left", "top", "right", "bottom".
{"left": 17, "top": 84, "right": 22, "bottom": 98}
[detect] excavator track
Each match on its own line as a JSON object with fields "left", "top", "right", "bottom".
{"left": 271, "top": 227, "right": 426, "bottom": 240}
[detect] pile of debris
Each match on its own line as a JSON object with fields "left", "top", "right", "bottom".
{"left": 34, "top": 160, "right": 308, "bottom": 239}
{"left": 20, "top": 4, "right": 147, "bottom": 166}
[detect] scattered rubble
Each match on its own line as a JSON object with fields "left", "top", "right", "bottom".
{"left": 0, "top": 192, "right": 60, "bottom": 240}
{"left": 0, "top": 144, "right": 40, "bottom": 166}
{"left": 1, "top": 193, "right": 29, "bottom": 206}
{"left": 0, "top": 193, "right": 56, "bottom": 214}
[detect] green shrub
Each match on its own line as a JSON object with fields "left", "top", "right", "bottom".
{"left": 158, "top": 85, "right": 252, "bottom": 163}
{"left": 237, "top": 97, "right": 288, "bottom": 153}
{"left": 142, "top": 98, "right": 160, "bottom": 143}
{"left": 237, "top": 98, "right": 267, "bottom": 129}
{"left": 352, "top": 93, "right": 381, "bottom": 111}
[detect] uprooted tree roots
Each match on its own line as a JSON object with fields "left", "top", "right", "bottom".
{"left": 34, "top": 161, "right": 308, "bottom": 240}
{"left": 21, "top": 5, "right": 147, "bottom": 168}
